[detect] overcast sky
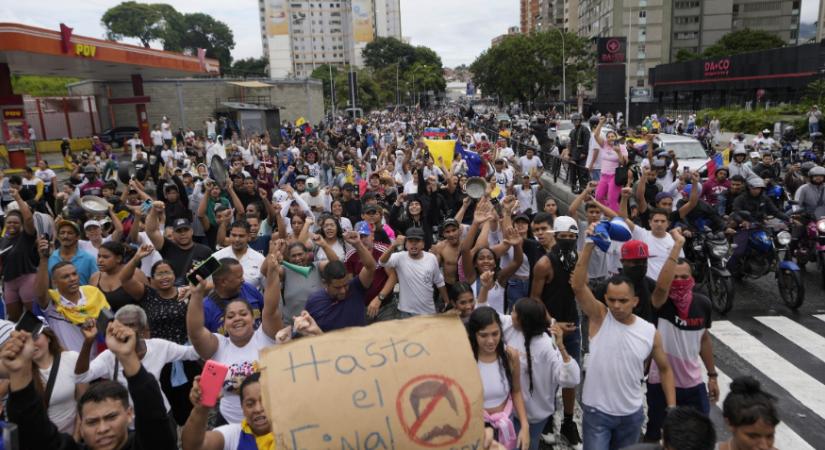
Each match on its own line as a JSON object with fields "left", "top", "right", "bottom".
{"left": 1, "top": 0, "right": 820, "bottom": 68}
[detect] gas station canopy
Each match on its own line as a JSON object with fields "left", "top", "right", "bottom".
{"left": 0, "top": 22, "right": 220, "bottom": 79}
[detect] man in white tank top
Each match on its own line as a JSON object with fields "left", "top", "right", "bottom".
{"left": 571, "top": 238, "right": 676, "bottom": 450}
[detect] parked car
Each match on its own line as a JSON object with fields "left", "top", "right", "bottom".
{"left": 98, "top": 126, "right": 140, "bottom": 148}
{"left": 554, "top": 120, "right": 575, "bottom": 148}
{"left": 654, "top": 133, "right": 710, "bottom": 173}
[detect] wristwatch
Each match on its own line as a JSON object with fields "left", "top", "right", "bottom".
{"left": 378, "top": 293, "right": 386, "bottom": 302}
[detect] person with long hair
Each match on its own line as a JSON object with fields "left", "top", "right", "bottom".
{"left": 312, "top": 213, "right": 350, "bottom": 262}
{"left": 448, "top": 282, "right": 475, "bottom": 323}
{"left": 592, "top": 116, "right": 628, "bottom": 212}
{"left": 467, "top": 307, "right": 530, "bottom": 450}
{"left": 90, "top": 241, "right": 147, "bottom": 311}
{"left": 0, "top": 325, "right": 87, "bottom": 434}
{"left": 0, "top": 188, "right": 39, "bottom": 321}
{"left": 718, "top": 377, "right": 780, "bottom": 450}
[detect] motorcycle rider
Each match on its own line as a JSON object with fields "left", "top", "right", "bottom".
{"left": 794, "top": 166, "right": 825, "bottom": 217}
{"left": 728, "top": 148, "right": 757, "bottom": 182}
{"left": 728, "top": 178, "right": 788, "bottom": 274}
{"left": 722, "top": 175, "right": 747, "bottom": 216}
{"left": 563, "top": 113, "right": 591, "bottom": 194}
{"left": 753, "top": 152, "right": 781, "bottom": 182}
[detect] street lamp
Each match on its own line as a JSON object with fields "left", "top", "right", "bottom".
{"left": 552, "top": 27, "right": 566, "bottom": 116}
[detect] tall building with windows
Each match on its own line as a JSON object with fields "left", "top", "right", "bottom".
{"left": 819, "top": 0, "right": 825, "bottom": 42}
{"left": 521, "top": 0, "right": 541, "bottom": 33}
{"left": 259, "top": 0, "right": 402, "bottom": 79}
{"left": 577, "top": 0, "right": 801, "bottom": 89}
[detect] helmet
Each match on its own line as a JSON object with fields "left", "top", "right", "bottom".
{"left": 801, "top": 161, "right": 817, "bottom": 176}
{"left": 748, "top": 178, "right": 766, "bottom": 189}
{"left": 809, "top": 166, "right": 825, "bottom": 177}
{"left": 768, "top": 185, "right": 784, "bottom": 200}
{"left": 553, "top": 216, "right": 579, "bottom": 234}
{"left": 733, "top": 148, "right": 747, "bottom": 156}
{"left": 570, "top": 113, "right": 583, "bottom": 122}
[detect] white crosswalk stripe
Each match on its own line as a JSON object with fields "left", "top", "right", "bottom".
{"left": 705, "top": 368, "right": 815, "bottom": 450}
{"left": 754, "top": 316, "right": 825, "bottom": 362}
{"left": 710, "top": 320, "right": 825, "bottom": 420}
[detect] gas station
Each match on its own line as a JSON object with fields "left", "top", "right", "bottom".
{"left": 0, "top": 22, "right": 220, "bottom": 169}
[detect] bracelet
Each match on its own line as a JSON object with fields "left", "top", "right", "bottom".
{"left": 707, "top": 372, "right": 718, "bottom": 378}
{"left": 668, "top": 256, "right": 679, "bottom": 263}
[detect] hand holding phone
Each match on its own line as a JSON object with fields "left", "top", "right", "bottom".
{"left": 187, "top": 257, "right": 222, "bottom": 286}
{"left": 15, "top": 311, "right": 44, "bottom": 339}
{"left": 198, "top": 360, "right": 229, "bottom": 408}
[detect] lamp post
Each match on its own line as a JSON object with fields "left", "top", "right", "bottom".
{"left": 552, "top": 27, "right": 566, "bottom": 117}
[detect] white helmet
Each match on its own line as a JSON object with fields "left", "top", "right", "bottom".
{"left": 553, "top": 216, "right": 579, "bottom": 234}
{"left": 808, "top": 166, "right": 825, "bottom": 177}
{"left": 272, "top": 189, "right": 289, "bottom": 203}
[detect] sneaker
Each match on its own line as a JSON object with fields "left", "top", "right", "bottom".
{"left": 540, "top": 419, "right": 555, "bottom": 444}
{"left": 560, "top": 419, "right": 581, "bottom": 446}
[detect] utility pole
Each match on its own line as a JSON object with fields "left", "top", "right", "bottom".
{"left": 626, "top": 2, "right": 633, "bottom": 126}
{"left": 328, "top": 64, "right": 336, "bottom": 116}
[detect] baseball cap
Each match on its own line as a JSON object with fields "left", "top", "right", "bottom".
{"left": 621, "top": 240, "right": 650, "bottom": 261}
{"left": 513, "top": 213, "right": 530, "bottom": 223}
{"left": 655, "top": 192, "right": 673, "bottom": 203}
{"left": 552, "top": 216, "right": 578, "bottom": 234}
{"left": 342, "top": 183, "right": 355, "bottom": 191}
{"left": 652, "top": 159, "right": 667, "bottom": 168}
{"left": 406, "top": 227, "right": 426, "bottom": 240}
{"left": 355, "top": 221, "right": 372, "bottom": 235}
{"left": 441, "top": 218, "right": 460, "bottom": 230}
{"left": 173, "top": 218, "right": 192, "bottom": 230}
{"left": 363, "top": 204, "right": 381, "bottom": 214}
{"left": 84, "top": 220, "right": 102, "bottom": 229}
{"left": 56, "top": 219, "right": 80, "bottom": 233}
{"left": 83, "top": 165, "right": 97, "bottom": 173}
{"left": 296, "top": 175, "right": 307, "bottom": 182}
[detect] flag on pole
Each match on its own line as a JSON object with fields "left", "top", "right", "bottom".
{"left": 424, "top": 139, "right": 456, "bottom": 168}
{"left": 706, "top": 152, "right": 725, "bottom": 175}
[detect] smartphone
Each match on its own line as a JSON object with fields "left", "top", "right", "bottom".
{"left": 199, "top": 360, "right": 229, "bottom": 408}
{"left": 15, "top": 311, "right": 44, "bottom": 338}
{"left": 187, "top": 257, "right": 222, "bottom": 285}
{"left": 0, "top": 421, "right": 19, "bottom": 450}
{"left": 96, "top": 308, "right": 115, "bottom": 338}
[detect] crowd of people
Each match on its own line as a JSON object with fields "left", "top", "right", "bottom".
{"left": 0, "top": 106, "right": 814, "bottom": 450}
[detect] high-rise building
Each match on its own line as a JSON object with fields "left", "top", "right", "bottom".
{"left": 492, "top": 26, "right": 522, "bottom": 46}
{"left": 577, "top": 0, "right": 802, "bottom": 89}
{"left": 817, "top": 0, "right": 825, "bottom": 42}
{"left": 259, "top": 0, "right": 402, "bottom": 79}
{"left": 521, "top": 0, "right": 541, "bottom": 33}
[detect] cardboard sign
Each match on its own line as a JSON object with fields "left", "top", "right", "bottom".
{"left": 258, "top": 315, "right": 484, "bottom": 450}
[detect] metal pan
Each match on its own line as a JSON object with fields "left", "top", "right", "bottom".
{"left": 465, "top": 177, "right": 486, "bottom": 200}
{"left": 210, "top": 156, "right": 228, "bottom": 187}
{"left": 117, "top": 161, "right": 136, "bottom": 184}
{"left": 80, "top": 195, "right": 110, "bottom": 215}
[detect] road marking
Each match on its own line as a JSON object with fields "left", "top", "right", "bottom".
{"left": 705, "top": 368, "right": 814, "bottom": 450}
{"left": 710, "top": 321, "right": 825, "bottom": 420}
{"left": 755, "top": 316, "right": 825, "bottom": 363}
{"left": 815, "top": 314, "right": 825, "bottom": 324}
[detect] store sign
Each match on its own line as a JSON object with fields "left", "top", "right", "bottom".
{"left": 3, "top": 109, "right": 24, "bottom": 119}
{"left": 598, "top": 37, "right": 626, "bottom": 64}
{"left": 631, "top": 87, "right": 652, "bottom": 102}
{"left": 704, "top": 58, "right": 731, "bottom": 77}
{"left": 75, "top": 43, "right": 96, "bottom": 58}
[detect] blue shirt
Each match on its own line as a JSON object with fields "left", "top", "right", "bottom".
{"left": 305, "top": 277, "right": 367, "bottom": 332}
{"left": 48, "top": 249, "right": 98, "bottom": 286}
{"left": 204, "top": 282, "right": 264, "bottom": 335}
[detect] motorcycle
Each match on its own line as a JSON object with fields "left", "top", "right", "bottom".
{"left": 730, "top": 220, "right": 805, "bottom": 310}
{"left": 688, "top": 228, "right": 735, "bottom": 313}
{"left": 794, "top": 215, "right": 825, "bottom": 289}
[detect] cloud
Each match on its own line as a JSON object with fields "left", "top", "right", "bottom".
{"left": 801, "top": 0, "right": 821, "bottom": 23}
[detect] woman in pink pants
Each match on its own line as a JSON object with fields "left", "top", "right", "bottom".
{"left": 593, "top": 117, "right": 628, "bottom": 212}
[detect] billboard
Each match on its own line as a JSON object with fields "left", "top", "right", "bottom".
{"left": 352, "top": 0, "right": 375, "bottom": 43}
{"left": 597, "top": 37, "right": 626, "bottom": 64}
{"left": 266, "top": 0, "right": 289, "bottom": 36}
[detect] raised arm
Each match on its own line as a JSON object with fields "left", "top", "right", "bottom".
{"left": 593, "top": 117, "right": 606, "bottom": 147}
{"left": 118, "top": 244, "right": 154, "bottom": 300}
{"left": 635, "top": 167, "right": 650, "bottom": 214}
{"left": 186, "top": 277, "right": 219, "bottom": 359}
{"left": 568, "top": 184, "right": 594, "bottom": 221}
{"left": 678, "top": 172, "right": 701, "bottom": 220}
{"left": 34, "top": 237, "right": 52, "bottom": 309}
{"left": 107, "top": 204, "right": 124, "bottom": 242}
{"left": 10, "top": 188, "right": 36, "bottom": 236}
{"left": 145, "top": 201, "right": 165, "bottom": 250}
{"left": 261, "top": 244, "right": 285, "bottom": 339}
{"left": 497, "top": 227, "right": 523, "bottom": 285}
{"left": 345, "top": 231, "right": 376, "bottom": 289}
{"left": 571, "top": 241, "right": 607, "bottom": 328}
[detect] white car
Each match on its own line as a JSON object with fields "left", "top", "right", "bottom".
{"left": 554, "top": 120, "right": 576, "bottom": 148}
{"left": 653, "top": 134, "right": 710, "bottom": 173}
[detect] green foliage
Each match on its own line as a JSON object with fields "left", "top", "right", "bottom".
{"left": 101, "top": 2, "right": 235, "bottom": 70}
{"left": 362, "top": 37, "right": 417, "bottom": 69}
{"left": 11, "top": 75, "right": 79, "bottom": 96}
{"left": 804, "top": 79, "right": 825, "bottom": 106}
{"left": 228, "top": 57, "right": 269, "bottom": 77}
{"left": 469, "top": 30, "right": 594, "bottom": 106}
{"left": 311, "top": 65, "right": 396, "bottom": 112}
{"left": 101, "top": 1, "right": 162, "bottom": 47}
{"left": 675, "top": 49, "right": 700, "bottom": 62}
{"left": 702, "top": 28, "right": 785, "bottom": 59}
{"left": 697, "top": 106, "right": 806, "bottom": 134}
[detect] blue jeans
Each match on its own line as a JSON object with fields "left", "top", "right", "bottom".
{"left": 506, "top": 278, "right": 530, "bottom": 313}
{"left": 643, "top": 382, "right": 710, "bottom": 441}
{"left": 809, "top": 122, "right": 819, "bottom": 135}
{"left": 582, "top": 405, "right": 644, "bottom": 450}
{"left": 590, "top": 168, "right": 601, "bottom": 182}
{"left": 515, "top": 417, "right": 550, "bottom": 450}
{"left": 562, "top": 314, "right": 582, "bottom": 366}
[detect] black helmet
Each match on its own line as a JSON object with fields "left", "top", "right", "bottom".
{"left": 570, "top": 113, "right": 583, "bottom": 122}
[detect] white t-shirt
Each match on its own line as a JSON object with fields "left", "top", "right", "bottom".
{"left": 515, "top": 185, "right": 538, "bottom": 213}
{"left": 385, "top": 252, "right": 445, "bottom": 315}
{"left": 150, "top": 130, "right": 163, "bottom": 147}
{"left": 498, "top": 147, "right": 515, "bottom": 160}
{"left": 632, "top": 227, "right": 684, "bottom": 280}
{"left": 35, "top": 168, "right": 57, "bottom": 185}
{"left": 39, "top": 351, "right": 80, "bottom": 434}
{"left": 212, "top": 246, "right": 266, "bottom": 290}
{"left": 78, "top": 236, "right": 112, "bottom": 261}
{"left": 136, "top": 231, "right": 163, "bottom": 276}
{"left": 161, "top": 121, "right": 173, "bottom": 140}
{"left": 43, "top": 291, "right": 99, "bottom": 357}
{"left": 313, "top": 240, "right": 347, "bottom": 263}
{"left": 215, "top": 423, "right": 244, "bottom": 450}
{"left": 127, "top": 138, "right": 143, "bottom": 159}
{"left": 206, "top": 120, "right": 217, "bottom": 136}
{"left": 211, "top": 328, "right": 277, "bottom": 423}
{"left": 472, "top": 280, "right": 506, "bottom": 314}
{"left": 586, "top": 133, "right": 602, "bottom": 170}
{"left": 494, "top": 168, "right": 515, "bottom": 191}
{"left": 518, "top": 155, "right": 543, "bottom": 174}
{"left": 76, "top": 339, "right": 199, "bottom": 412}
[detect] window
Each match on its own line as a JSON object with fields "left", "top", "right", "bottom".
{"left": 674, "top": 16, "right": 699, "bottom": 24}
{"left": 639, "top": 10, "right": 646, "bottom": 18}
{"left": 637, "top": 79, "right": 646, "bottom": 87}
{"left": 675, "top": 31, "right": 698, "bottom": 39}
{"left": 744, "top": 2, "right": 781, "bottom": 12}
{"left": 675, "top": 1, "right": 699, "bottom": 8}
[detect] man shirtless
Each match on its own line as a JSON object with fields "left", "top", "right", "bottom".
{"left": 431, "top": 218, "right": 462, "bottom": 286}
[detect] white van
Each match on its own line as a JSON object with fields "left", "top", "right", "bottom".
{"left": 654, "top": 133, "right": 710, "bottom": 173}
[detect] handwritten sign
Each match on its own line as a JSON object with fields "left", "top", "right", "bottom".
{"left": 258, "top": 315, "right": 484, "bottom": 450}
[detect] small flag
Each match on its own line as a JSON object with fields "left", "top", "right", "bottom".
{"left": 706, "top": 152, "right": 724, "bottom": 175}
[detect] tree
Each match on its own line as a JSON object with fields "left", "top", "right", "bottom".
{"left": 173, "top": 13, "right": 235, "bottom": 70}
{"left": 362, "top": 37, "right": 417, "bottom": 70}
{"left": 469, "top": 30, "right": 594, "bottom": 108}
{"left": 101, "top": 1, "right": 163, "bottom": 47}
{"left": 702, "top": 28, "right": 785, "bottom": 59}
{"left": 228, "top": 57, "right": 269, "bottom": 77}
{"left": 675, "top": 48, "right": 700, "bottom": 62}
{"left": 11, "top": 75, "right": 78, "bottom": 96}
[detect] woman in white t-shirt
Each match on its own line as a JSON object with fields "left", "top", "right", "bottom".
{"left": 187, "top": 251, "right": 285, "bottom": 424}
{"left": 0, "top": 326, "right": 86, "bottom": 434}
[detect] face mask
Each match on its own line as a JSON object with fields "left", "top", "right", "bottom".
{"left": 669, "top": 277, "right": 696, "bottom": 319}
{"left": 556, "top": 238, "right": 577, "bottom": 253}
{"left": 622, "top": 264, "right": 647, "bottom": 284}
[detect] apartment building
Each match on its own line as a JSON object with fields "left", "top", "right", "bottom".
{"left": 521, "top": 0, "right": 541, "bottom": 33}
{"left": 260, "top": 0, "right": 402, "bottom": 79}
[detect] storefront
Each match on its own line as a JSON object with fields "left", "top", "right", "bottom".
{"left": 650, "top": 41, "right": 825, "bottom": 111}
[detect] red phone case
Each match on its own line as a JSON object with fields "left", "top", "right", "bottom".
{"left": 199, "top": 360, "right": 229, "bottom": 408}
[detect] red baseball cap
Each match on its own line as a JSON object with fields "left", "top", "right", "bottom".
{"left": 621, "top": 240, "right": 650, "bottom": 261}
